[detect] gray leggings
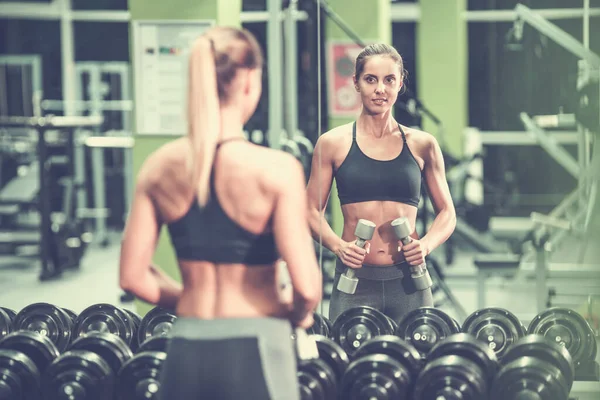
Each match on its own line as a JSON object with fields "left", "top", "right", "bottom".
{"left": 329, "top": 258, "right": 434, "bottom": 326}
{"left": 159, "top": 317, "right": 299, "bottom": 400}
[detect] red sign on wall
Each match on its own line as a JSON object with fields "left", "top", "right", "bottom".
{"left": 327, "top": 41, "right": 365, "bottom": 117}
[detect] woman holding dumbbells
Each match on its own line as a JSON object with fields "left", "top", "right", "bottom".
{"left": 119, "top": 27, "right": 321, "bottom": 399}
{"left": 306, "top": 43, "right": 456, "bottom": 324}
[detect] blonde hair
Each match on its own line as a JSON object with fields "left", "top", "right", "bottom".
{"left": 187, "top": 27, "right": 263, "bottom": 207}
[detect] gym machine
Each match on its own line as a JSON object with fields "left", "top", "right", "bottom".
{"left": 473, "top": 3, "right": 600, "bottom": 317}
{"left": 0, "top": 115, "right": 102, "bottom": 281}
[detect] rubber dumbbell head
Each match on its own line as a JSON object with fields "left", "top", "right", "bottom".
{"left": 337, "top": 219, "right": 376, "bottom": 295}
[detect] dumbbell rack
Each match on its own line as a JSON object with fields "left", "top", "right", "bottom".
{"left": 0, "top": 115, "right": 102, "bottom": 281}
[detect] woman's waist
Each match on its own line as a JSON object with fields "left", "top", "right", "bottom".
{"left": 335, "top": 256, "right": 410, "bottom": 280}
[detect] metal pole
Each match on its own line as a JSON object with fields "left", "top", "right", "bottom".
{"left": 584, "top": 0, "right": 590, "bottom": 50}
{"left": 58, "top": 0, "right": 77, "bottom": 117}
{"left": 284, "top": 0, "right": 299, "bottom": 141}
{"left": 120, "top": 64, "right": 134, "bottom": 223}
{"left": 267, "top": 0, "right": 284, "bottom": 149}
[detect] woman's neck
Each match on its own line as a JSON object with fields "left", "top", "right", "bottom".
{"left": 357, "top": 109, "right": 396, "bottom": 139}
{"left": 219, "top": 106, "right": 245, "bottom": 142}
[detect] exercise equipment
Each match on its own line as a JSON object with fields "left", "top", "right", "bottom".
{"left": 391, "top": 217, "right": 433, "bottom": 291}
{"left": 0, "top": 309, "right": 12, "bottom": 340}
{"left": 0, "top": 308, "right": 16, "bottom": 323}
{"left": 501, "top": 334, "right": 574, "bottom": 391}
{"left": 11, "top": 303, "right": 74, "bottom": 353}
{"left": 462, "top": 307, "right": 526, "bottom": 359}
{"left": 137, "top": 335, "right": 169, "bottom": 354}
{"left": 528, "top": 307, "right": 599, "bottom": 381}
{"left": 307, "top": 312, "right": 331, "bottom": 338}
{"left": 136, "top": 307, "right": 176, "bottom": 349}
{"left": 115, "top": 350, "right": 166, "bottom": 400}
{"left": 0, "top": 115, "right": 103, "bottom": 281}
{"left": 395, "top": 307, "right": 461, "bottom": 358}
{"left": 351, "top": 335, "right": 422, "bottom": 396}
{"left": 0, "top": 330, "right": 60, "bottom": 374}
{"left": 337, "top": 219, "right": 376, "bottom": 295}
{"left": 427, "top": 332, "right": 499, "bottom": 386}
{"left": 0, "top": 349, "right": 40, "bottom": 400}
{"left": 73, "top": 304, "right": 138, "bottom": 350}
{"left": 42, "top": 350, "right": 115, "bottom": 400}
{"left": 69, "top": 332, "right": 133, "bottom": 380}
{"left": 340, "top": 352, "right": 414, "bottom": 400}
{"left": 413, "top": 354, "right": 489, "bottom": 400}
{"left": 331, "top": 306, "right": 396, "bottom": 357}
{"left": 297, "top": 335, "right": 345, "bottom": 400}
{"left": 313, "top": 334, "right": 349, "bottom": 383}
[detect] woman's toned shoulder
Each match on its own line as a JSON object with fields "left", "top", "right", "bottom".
{"left": 402, "top": 126, "right": 442, "bottom": 159}
{"left": 135, "top": 138, "right": 191, "bottom": 190}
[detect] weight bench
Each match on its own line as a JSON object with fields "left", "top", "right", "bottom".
{"left": 473, "top": 253, "right": 522, "bottom": 309}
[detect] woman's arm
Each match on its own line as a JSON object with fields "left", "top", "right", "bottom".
{"left": 306, "top": 134, "right": 342, "bottom": 253}
{"left": 119, "top": 169, "right": 183, "bottom": 310}
{"left": 419, "top": 134, "right": 457, "bottom": 254}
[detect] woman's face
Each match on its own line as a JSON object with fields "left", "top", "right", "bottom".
{"left": 354, "top": 55, "right": 403, "bottom": 115}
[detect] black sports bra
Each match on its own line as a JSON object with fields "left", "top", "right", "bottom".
{"left": 167, "top": 140, "right": 279, "bottom": 265}
{"left": 334, "top": 122, "right": 422, "bottom": 207}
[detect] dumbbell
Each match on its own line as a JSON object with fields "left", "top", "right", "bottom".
{"left": 395, "top": 307, "right": 461, "bottom": 359}
{"left": 297, "top": 334, "right": 349, "bottom": 400}
{"left": 43, "top": 332, "right": 134, "bottom": 400}
{"left": 412, "top": 333, "right": 498, "bottom": 400}
{"left": 116, "top": 349, "right": 167, "bottom": 400}
{"left": 0, "top": 330, "right": 61, "bottom": 400}
{"left": 337, "top": 219, "right": 376, "bottom": 295}
{"left": 528, "top": 307, "right": 599, "bottom": 381}
{"left": 11, "top": 303, "right": 75, "bottom": 353}
{"left": 307, "top": 312, "right": 332, "bottom": 338}
{"left": 0, "top": 308, "right": 13, "bottom": 340}
{"left": 491, "top": 334, "right": 575, "bottom": 400}
{"left": 390, "top": 217, "right": 432, "bottom": 290}
{"left": 340, "top": 335, "right": 422, "bottom": 399}
{"left": 462, "top": 307, "right": 526, "bottom": 360}
{"left": 72, "top": 304, "right": 138, "bottom": 351}
{"left": 331, "top": 306, "right": 396, "bottom": 357}
{"left": 136, "top": 306, "right": 177, "bottom": 349}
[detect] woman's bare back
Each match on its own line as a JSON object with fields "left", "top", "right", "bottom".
{"left": 142, "top": 137, "right": 296, "bottom": 319}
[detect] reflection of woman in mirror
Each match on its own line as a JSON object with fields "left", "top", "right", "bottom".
{"left": 306, "top": 43, "right": 456, "bottom": 324}
{"left": 119, "top": 27, "right": 321, "bottom": 400}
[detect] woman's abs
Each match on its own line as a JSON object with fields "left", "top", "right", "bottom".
{"left": 340, "top": 201, "right": 419, "bottom": 265}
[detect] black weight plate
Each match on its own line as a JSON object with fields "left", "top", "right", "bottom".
{"left": 0, "top": 330, "right": 60, "bottom": 373}
{"left": 0, "top": 349, "right": 41, "bottom": 400}
{"left": 73, "top": 303, "right": 136, "bottom": 348}
{"left": 528, "top": 307, "right": 596, "bottom": 367}
{"left": 138, "top": 335, "right": 170, "bottom": 354}
{"left": 124, "top": 310, "right": 142, "bottom": 333}
{"left": 12, "top": 302, "right": 72, "bottom": 353}
{"left": 340, "top": 354, "right": 412, "bottom": 400}
{"left": 413, "top": 355, "right": 488, "bottom": 400}
{"left": 386, "top": 315, "right": 399, "bottom": 332}
{"left": 332, "top": 306, "right": 395, "bottom": 356}
{"left": 491, "top": 356, "right": 569, "bottom": 400}
{"left": 137, "top": 307, "right": 177, "bottom": 348}
{"left": 61, "top": 308, "right": 78, "bottom": 325}
{"left": 42, "top": 350, "right": 115, "bottom": 400}
{"left": 322, "top": 316, "right": 333, "bottom": 339}
{"left": 395, "top": 307, "right": 461, "bottom": 358}
{"left": 312, "top": 334, "right": 350, "bottom": 382}
{"left": 428, "top": 332, "right": 498, "bottom": 385}
{"left": 0, "top": 309, "right": 11, "bottom": 340}
{"left": 69, "top": 332, "right": 133, "bottom": 375}
{"left": 353, "top": 335, "right": 422, "bottom": 378}
{"left": 308, "top": 313, "right": 330, "bottom": 337}
{"left": 462, "top": 307, "right": 526, "bottom": 359}
{"left": 297, "top": 358, "right": 337, "bottom": 400}
{"left": 0, "top": 308, "right": 16, "bottom": 323}
{"left": 116, "top": 351, "right": 166, "bottom": 400}
{"left": 502, "top": 334, "right": 575, "bottom": 390}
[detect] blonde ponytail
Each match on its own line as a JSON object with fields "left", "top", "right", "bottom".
{"left": 187, "top": 35, "right": 220, "bottom": 207}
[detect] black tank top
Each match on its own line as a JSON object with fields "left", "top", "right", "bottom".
{"left": 167, "top": 141, "right": 279, "bottom": 265}
{"left": 334, "top": 122, "right": 422, "bottom": 207}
